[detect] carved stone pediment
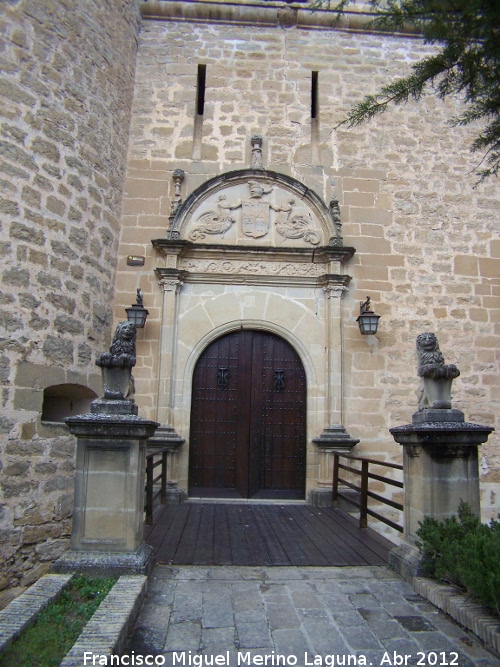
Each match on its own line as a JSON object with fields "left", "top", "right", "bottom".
{"left": 168, "top": 169, "right": 342, "bottom": 248}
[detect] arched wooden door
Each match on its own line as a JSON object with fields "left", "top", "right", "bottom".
{"left": 189, "top": 330, "right": 306, "bottom": 499}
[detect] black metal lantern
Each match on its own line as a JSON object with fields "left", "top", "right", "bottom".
{"left": 356, "top": 296, "right": 381, "bottom": 335}
{"left": 125, "top": 289, "right": 149, "bottom": 328}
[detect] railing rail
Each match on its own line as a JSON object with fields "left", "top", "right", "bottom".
{"left": 145, "top": 447, "right": 169, "bottom": 526}
{"left": 332, "top": 453, "right": 404, "bottom": 533}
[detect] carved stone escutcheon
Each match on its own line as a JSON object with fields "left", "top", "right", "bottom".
{"left": 188, "top": 178, "right": 321, "bottom": 245}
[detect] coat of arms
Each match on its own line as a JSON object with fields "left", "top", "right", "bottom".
{"left": 188, "top": 180, "right": 320, "bottom": 245}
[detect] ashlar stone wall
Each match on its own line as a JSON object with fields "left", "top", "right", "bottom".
{"left": 0, "top": 0, "right": 141, "bottom": 606}
{"left": 117, "top": 1, "right": 499, "bottom": 531}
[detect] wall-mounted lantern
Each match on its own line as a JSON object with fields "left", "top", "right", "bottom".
{"left": 125, "top": 289, "right": 149, "bottom": 328}
{"left": 356, "top": 296, "right": 381, "bottom": 335}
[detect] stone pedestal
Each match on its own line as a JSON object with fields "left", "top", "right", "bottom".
{"left": 388, "top": 409, "right": 493, "bottom": 581}
{"left": 54, "top": 400, "right": 159, "bottom": 576}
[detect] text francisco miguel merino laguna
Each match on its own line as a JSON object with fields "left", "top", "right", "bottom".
{"left": 83, "top": 650, "right": 445, "bottom": 666}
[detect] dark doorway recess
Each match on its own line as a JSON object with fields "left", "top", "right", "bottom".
{"left": 189, "top": 330, "right": 307, "bottom": 499}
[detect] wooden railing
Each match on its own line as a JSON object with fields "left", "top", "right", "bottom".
{"left": 145, "top": 448, "right": 169, "bottom": 526}
{"left": 332, "top": 453, "right": 404, "bottom": 533}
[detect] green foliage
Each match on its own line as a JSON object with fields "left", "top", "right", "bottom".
{"left": 417, "top": 501, "right": 500, "bottom": 616}
{"left": 311, "top": 0, "right": 500, "bottom": 181}
{"left": 0, "top": 575, "right": 116, "bottom": 667}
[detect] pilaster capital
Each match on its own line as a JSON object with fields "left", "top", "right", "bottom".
{"left": 319, "top": 274, "right": 351, "bottom": 299}
{"left": 155, "top": 268, "right": 187, "bottom": 293}
{"left": 158, "top": 277, "right": 184, "bottom": 293}
{"left": 322, "top": 284, "right": 349, "bottom": 299}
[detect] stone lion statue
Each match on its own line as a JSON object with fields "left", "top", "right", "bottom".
{"left": 416, "top": 332, "right": 460, "bottom": 410}
{"left": 96, "top": 321, "right": 136, "bottom": 400}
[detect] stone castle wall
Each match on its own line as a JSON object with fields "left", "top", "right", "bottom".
{"left": 0, "top": 0, "right": 141, "bottom": 606}
{"left": 117, "top": 3, "right": 499, "bottom": 525}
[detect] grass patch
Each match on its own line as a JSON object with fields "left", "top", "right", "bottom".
{"left": 0, "top": 575, "right": 116, "bottom": 667}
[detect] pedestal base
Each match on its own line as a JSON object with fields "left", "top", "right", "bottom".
{"left": 166, "top": 484, "right": 188, "bottom": 505}
{"left": 309, "top": 488, "right": 332, "bottom": 507}
{"left": 91, "top": 398, "right": 138, "bottom": 416}
{"left": 309, "top": 487, "right": 359, "bottom": 511}
{"left": 313, "top": 424, "right": 359, "bottom": 452}
{"left": 147, "top": 424, "right": 185, "bottom": 450}
{"left": 52, "top": 543, "right": 154, "bottom": 577}
{"left": 412, "top": 408, "right": 464, "bottom": 424}
{"left": 388, "top": 542, "right": 426, "bottom": 583}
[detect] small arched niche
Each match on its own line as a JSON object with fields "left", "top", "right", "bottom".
{"left": 41, "top": 384, "right": 98, "bottom": 423}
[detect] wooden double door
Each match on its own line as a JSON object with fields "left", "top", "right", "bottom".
{"left": 189, "top": 330, "right": 306, "bottom": 499}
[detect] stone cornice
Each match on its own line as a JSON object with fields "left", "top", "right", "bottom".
{"left": 151, "top": 239, "right": 356, "bottom": 264}
{"left": 141, "top": 0, "right": 421, "bottom": 36}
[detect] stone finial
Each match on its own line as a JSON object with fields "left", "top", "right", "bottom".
{"left": 170, "top": 168, "right": 185, "bottom": 220}
{"left": 416, "top": 332, "right": 460, "bottom": 411}
{"left": 251, "top": 135, "right": 264, "bottom": 169}
{"left": 95, "top": 321, "right": 136, "bottom": 401}
{"left": 328, "top": 196, "right": 343, "bottom": 246}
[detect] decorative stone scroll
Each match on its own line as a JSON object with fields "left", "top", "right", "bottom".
{"left": 188, "top": 194, "right": 238, "bottom": 240}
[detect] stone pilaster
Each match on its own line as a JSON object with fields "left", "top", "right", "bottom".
{"left": 155, "top": 269, "right": 185, "bottom": 428}
{"left": 150, "top": 268, "right": 186, "bottom": 502}
{"left": 310, "top": 279, "right": 358, "bottom": 506}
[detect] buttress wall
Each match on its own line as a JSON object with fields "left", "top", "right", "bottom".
{"left": 0, "top": 0, "right": 141, "bottom": 606}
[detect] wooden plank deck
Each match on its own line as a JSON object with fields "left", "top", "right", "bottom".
{"left": 144, "top": 503, "right": 395, "bottom": 567}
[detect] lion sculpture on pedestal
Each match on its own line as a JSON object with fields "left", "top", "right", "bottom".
{"left": 96, "top": 321, "right": 136, "bottom": 400}
{"left": 416, "top": 332, "right": 460, "bottom": 411}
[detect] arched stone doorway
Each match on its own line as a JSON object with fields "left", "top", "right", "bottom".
{"left": 188, "top": 329, "right": 306, "bottom": 500}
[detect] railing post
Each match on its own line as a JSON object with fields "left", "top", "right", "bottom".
{"left": 145, "top": 455, "right": 154, "bottom": 526}
{"left": 161, "top": 451, "right": 168, "bottom": 505}
{"left": 332, "top": 453, "right": 339, "bottom": 506}
{"left": 360, "top": 460, "right": 368, "bottom": 529}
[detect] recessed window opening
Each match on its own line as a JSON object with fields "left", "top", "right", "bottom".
{"left": 41, "top": 384, "right": 98, "bottom": 422}
{"left": 196, "top": 64, "right": 207, "bottom": 116}
{"left": 193, "top": 64, "right": 207, "bottom": 159}
{"left": 311, "top": 71, "right": 320, "bottom": 164}
{"left": 311, "top": 71, "right": 319, "bottom": 119}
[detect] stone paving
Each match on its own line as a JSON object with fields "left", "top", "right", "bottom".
{"left": 126, "top": 566, "right": 499, "bottom": 667}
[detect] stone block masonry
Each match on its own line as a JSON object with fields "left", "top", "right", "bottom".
{"left": 0, "top": 0, "right": 142, "bottom": 607}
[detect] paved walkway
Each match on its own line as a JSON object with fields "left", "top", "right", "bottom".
{"left": 126, "top": 566, "right": 499, "bottom": 667}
